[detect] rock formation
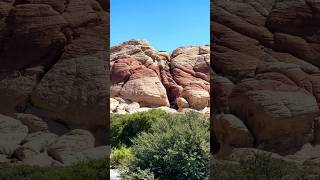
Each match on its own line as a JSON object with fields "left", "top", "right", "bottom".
{"left": 212, "top": 0, "right": 320, "bottom": 170}
{"left": 0, "top": 0, "right": 109, "bottom": 166}
{"left": 110, "top": 40, "right": 210, "bottom": 114}
{"left": 0, "top": 0, "right": 209, "bottom": 167}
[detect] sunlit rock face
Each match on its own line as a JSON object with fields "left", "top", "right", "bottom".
{"left": 110, "top": 40, "right": 210, "bottom": 112}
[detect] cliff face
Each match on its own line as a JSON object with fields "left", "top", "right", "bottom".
{"left": 110, "top": 40, "right": 210, "bottom": 114}
{"left": 0, "top": 0, "right": 108, "bottom": 166}
{"left": 212, "top": 0, "right": 320, "bottom": 164}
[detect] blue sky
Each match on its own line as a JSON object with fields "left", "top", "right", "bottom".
{"left": 110, "top": 0, "right": 210, "bottom": 52}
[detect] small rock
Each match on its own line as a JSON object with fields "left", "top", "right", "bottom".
{"left": 156, "top": 106, "right": 177, "bottom": 113}
{"left": 130, "top": 107, "right": 151, "bottom": 114}
{"left": 176, "top": 97, "right": 189, "bottom": 111}
{"left": 15, "top": 113, "right": 49, "bottom": 133}
{"left": 110, "top": 98, "right": 119, "bottom": 112}
{"left": 125, "top": 102, "right": 140, "bottom": 113}
{"left": 116, "top": 103, "right": 128, "bottom": 111}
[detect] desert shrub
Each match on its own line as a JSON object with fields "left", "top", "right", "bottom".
{"left": 0, "top": 159, "right": 108, "bottom": 180}
{"left": 211, "top": 153, "right": 311, "bottom": 180}
{"left": 124, "top": 112, "right": 210, "bottom": 180}
{"left": 122, "top": 168, "right": 155, "bottom": 180}
{"left": 111, "top": 109, "right": 169, "bottom": 147}
{"left": 110, "top": 146, "right": 134, "bottom": 167}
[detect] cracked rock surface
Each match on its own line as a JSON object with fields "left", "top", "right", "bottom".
{"left": 212, "top": 0, "right": 320, "bottom": 172}
{"left": 0, "top": 0, "right": 109, "bottom": 166}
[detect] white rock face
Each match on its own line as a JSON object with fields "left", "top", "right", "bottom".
{"left": 110, "top": 98, "right": 119, "bottom": 112}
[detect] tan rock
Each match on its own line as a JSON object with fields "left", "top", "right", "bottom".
{"left": 22, "top": 153, "right": 62, "bottom": 167}
{"left": 224, "top": 148, "right": 295, "bottom": 163}
{"left": 175, "top": 97, "right": 189, "bottom": 110}
{"left": 230, "top": 89, "right": 319, "bottom": 153}
{"left": 31, "top": 54, "right": 108, "bottom": 128}
{"left": 182, "top": 89, "right": 209, "bottom": 110}
{"left": 120, "top": 76, "right": 169, "bottom": 107}
{"left": 48, "top": 129, "right": 95, "bottom": 165}
{"left": 22, "top": 132, "right": 58, "bottom": 153}
{"left": 15, "top": 113, "right": 49, "bottom": 133}
{"left": 156, "top": 106, "right": 177, "bottom": 114}
{"left": 130, "top": 107, "right": 152, "bottom": 114}
{"left": 0, "top": 114, "right": 28, "bottom": 156}
{"left": 125, "top": 102, "right": 140, "bottom": 113}
{"left": 0, "top": 72, "right": 39, "bottom": 116}
{"left": 214, "top": 114, "right": 253, "bottom": 150}
{"left": 1, "top": 4, "right": 67, "bottom": 70}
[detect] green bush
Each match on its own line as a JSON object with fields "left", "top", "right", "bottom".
{"left": 124, "top": 112, "right": 210, "bottom": 180}
{"left": 0, "top": 159, "right": 108, "bottom": 180}
{"left": 211, "top": 154, "right": 312, "bottom": 180}
{"left": 111, "top": 146, "right": 134, "bottom": 167}
{"left": 111, "top": 109, "right": 169, "bottom": 147}
{"left": 122, "top": 168, "right": 155, "bottom": 180}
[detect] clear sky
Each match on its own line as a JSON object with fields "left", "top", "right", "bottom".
{"left": 110, "top": 0, "right": 210, "bottom": 52}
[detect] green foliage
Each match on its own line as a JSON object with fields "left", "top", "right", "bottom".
{"left": 122, "top": 168, "right": 155, "bottom": 180}
{"left": 0, "top": 159, "right": 108, "bottom": 180}
{"left": 124, "top": 112, "right": 210, "bottom": 180}
{"left": 111, "top": 109, "right": 169, "bottom": 147}
{"left": 211, "top": 154, "right": 312, "bottom": 180}
{"left": 110, "top": 146, "right": 134, "bottom": 167}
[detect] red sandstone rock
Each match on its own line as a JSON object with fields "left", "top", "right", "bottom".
{"left": 212, "top": 0, "right": 320, "bottom": 156}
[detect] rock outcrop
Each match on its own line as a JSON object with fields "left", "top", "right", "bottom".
{"left": 0, "top": 0, "right": 209, "bottom": 167}
{"left": 212, "top": 0, "right": 320, "bottom": 169}
{"left": 110, "top": 40, "right": 210, "bottom": 113}
{"left": 0, "top": 0, "right": 109, "bottom": 166}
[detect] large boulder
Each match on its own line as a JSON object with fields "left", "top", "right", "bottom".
{"left": 0, "top": 4, "right": 67, "bottom": 70}
{"left": 0, "top": 114, "right": 28, "bottom": 156}
{"left": 15, "top": 113, "right": 49, "bottom": 133}
{"left": 0, "top": 71, "right": 40, "bottom": 116}
{"left": 47, "top": 129, "right": 95, "bottom": 165}
{"left": 120, "top": 76, "right": 169, "bottom": 107}
{"left": 171, "top": 46, "right": 210, "bottom": 108}
{"left": 31, "top": 54, "right": 108, "bottom": 128}
{"left": 214, "top": 114, "right": 254, "bottom": 148}
{"left": 230, "top": 84, "right": 318, "bottom": 153}
{"left": 14, "top": 132, "right": 58, "bottom": 163}
{"left": 212, "top": 0, "right": 320, "bottom": 157}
